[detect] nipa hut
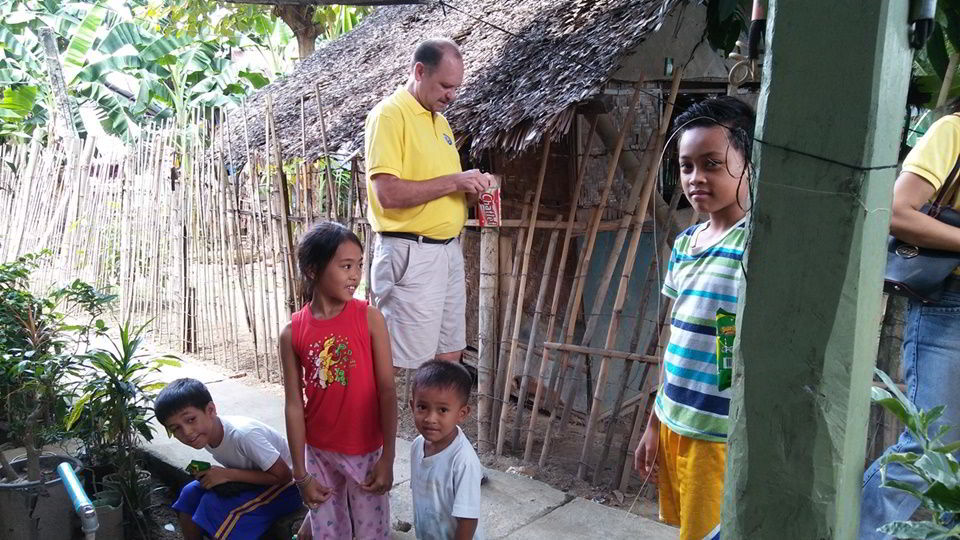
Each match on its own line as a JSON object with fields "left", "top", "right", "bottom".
{"left": 225, "top": 0, "right": 750, "bottom": 485}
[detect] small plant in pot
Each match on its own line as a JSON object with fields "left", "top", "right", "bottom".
{"left": 67, "top": 319, "right": 178, "bottom": 534}
{"left": 0, "top": 253, "right": 115, "bottom": 538}
{"left": 872, "top": 368, "right": 960, "bottom": 539}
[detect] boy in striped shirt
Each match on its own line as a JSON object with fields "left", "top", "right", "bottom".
{"left": 634, "top": 96, "right": 754, "bottom": 540}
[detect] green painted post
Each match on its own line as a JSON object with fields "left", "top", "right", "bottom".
{"left": 723, "top": 2, "right": 913, "bottom": 539}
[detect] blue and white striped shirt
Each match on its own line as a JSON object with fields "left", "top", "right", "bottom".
{"left": 654, "top": 219, "right": 746, "bottom": 442}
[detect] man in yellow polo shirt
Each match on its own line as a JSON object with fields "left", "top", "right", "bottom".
{"left": 364, "top": 38, "right": 494, "bottom": 369}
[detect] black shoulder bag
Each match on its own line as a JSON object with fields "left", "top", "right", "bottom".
{"left": 883, "top": 155, "right": 960, "bottom": 303}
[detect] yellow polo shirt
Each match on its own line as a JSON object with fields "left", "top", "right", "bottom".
{"left": 902, "top": 114, "right": 960, "bottom": 208}
{"left": 901, "top": 113, "right": 960, "bottom": 275}
{"left": 364, "top": 87, "right": 465, "bottom": 239}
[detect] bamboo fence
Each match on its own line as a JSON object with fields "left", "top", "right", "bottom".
{"left": 0, "top": 103, "right": 361, "bottom": 384}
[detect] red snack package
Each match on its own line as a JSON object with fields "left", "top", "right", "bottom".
{"left": 477, "top": 187, "right": 501, "bottom": 227}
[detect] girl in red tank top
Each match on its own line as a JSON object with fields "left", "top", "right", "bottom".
{"left": 280, "top": 222, "right": 397, "bottom": 539}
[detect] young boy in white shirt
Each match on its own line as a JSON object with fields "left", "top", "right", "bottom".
{"left": 409, "top": 360, "right": 484, "bottom": 540}
{"left": 156, "top": 378, "right": 304, "bottom": 540}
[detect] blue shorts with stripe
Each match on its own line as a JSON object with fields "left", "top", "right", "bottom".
{"left": 172, "top": 480, "right": 301, "bottom": 539}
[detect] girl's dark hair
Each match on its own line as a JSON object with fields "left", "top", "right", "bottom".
{"left": 673, "top": 96, "right": 756, "bottom": 160}
{"left": 298, "top": 221, "right": 364, "bottom": 299}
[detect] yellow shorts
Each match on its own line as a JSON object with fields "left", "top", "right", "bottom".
{"left": 657, "top": 422, "right": 726, "bottom": 540}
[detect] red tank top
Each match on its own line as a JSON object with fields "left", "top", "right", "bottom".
{"left": 291, "top": 299, "right": 383, "bottom": 455}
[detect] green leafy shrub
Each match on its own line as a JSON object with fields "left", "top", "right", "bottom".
{"left": 872, "top": 368, "right": 960, "bottom": 539}
{"left": 0, "top": 252, "right": 114, "bottom": 481}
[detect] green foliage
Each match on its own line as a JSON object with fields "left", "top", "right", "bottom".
{"left": 68, "top": 319, "right": 178, "bottom": 522}
{"left": 140, "top": 1, "right": 371, "bottom": 45}
{"left": 0, "top": 0, "right": 274, "bottom": 142}
{"left": 68, "top": 320, "right": 178, "bottom": 460}
{"left": 872, "top": 368, "right": 960, "bottom": 539}
{"left": 0, "top": 1, "right": 370, "bottom": 142}
{"left": 0, "top": 252, "right": 115, "bottom": 482}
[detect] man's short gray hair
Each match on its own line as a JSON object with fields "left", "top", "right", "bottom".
{"left": 412, "top": 38, "right": 462, "bottom": 71}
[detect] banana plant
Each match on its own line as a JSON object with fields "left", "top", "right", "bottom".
{"left": 1, "top": 0, "right": 267, "bottom": 142}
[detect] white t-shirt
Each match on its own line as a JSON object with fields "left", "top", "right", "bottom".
{"left": 410, "top": 427, "right": 484, "bottom": 540}
{"left": 205, "top": 416, "right": 291, "bottom": 472}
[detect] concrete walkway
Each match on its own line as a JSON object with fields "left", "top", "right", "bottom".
{"left": 144, "top": 358, "right": 677, "bottom": 539}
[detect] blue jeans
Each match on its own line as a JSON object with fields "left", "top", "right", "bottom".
{"left": 859, "top": 290, "right": 960, "bottom": 539}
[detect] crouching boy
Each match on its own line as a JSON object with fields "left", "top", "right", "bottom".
{"left": 410, "top": 360, "right": 485, "bottom": 539}
{"left": 156, "top": 378, "right": 302, "bottom": 540}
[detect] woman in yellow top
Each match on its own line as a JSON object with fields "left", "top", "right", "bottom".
{"left": 860, "top": 104, "right": 960, "bottom": 539}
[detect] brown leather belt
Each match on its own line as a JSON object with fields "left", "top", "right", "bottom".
{"left": 380, "top": 232, "right": 456, "bottom": 245}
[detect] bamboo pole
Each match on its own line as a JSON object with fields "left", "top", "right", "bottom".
{"left": 496, "top": 139, "right": 552, "bottom": 455}
{"left": 300, "top": 94, "right": 314, "bottom": 229}
{"left": 347, "top": 158, "right": 357, "bottom": 228}
{"left": 477, "top": 224, "right": 499, "bottom": 453}
{"left": 523, "top": 114, "right": 599, "bottom": 461}
{"left": 510, "top": 218, "right": 562, "bottom": 450}
{"left": 242, "top": 101, "right": 270, "bottom": 379}
{"left": 542, "top": 342, "right": 658, "bottom": 364}
{"left": 223, "top": 113, "right": 258, "bottom": 372}
{"left": 489, "top": 195, "right": 531, "bottom": 443}
{"left": 263, "top": 130, "right": 283, "bottom": 381}
{"left": 617, "top": 209, "right": 699, "bottom": 492}
{"left": 538, "top": 84, "right": 645, "bottom": 467}
{"left": 594, "top": 188, "right": 683, "bottom": 484}
{"left": 314, "top": 84, "right": 338, "bottom": 221}
{"left": 576, "top": 202, "right": 649, "bottom": 479}
{"left": 618, "top": 296, "right": 674, "bottom": 493}
{"left": 557, "top": 71, "right": 682, "bottom": 442}
{"left": 576, "top": 71, "right": 683, "bottom": 479}
{"left": 11, "top": 138, "right": 41, "bottom": 259}
{"left": 267, "top": 95, "right": 298, "bottom": 319}
{"left": 214, "top": 117, "right": 242, "bottom": 370}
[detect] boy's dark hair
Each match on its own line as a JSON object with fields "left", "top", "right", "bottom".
{"left": 412, "top": 360, "right": 472, "bottom": 405}
{"left": 297, "top": 221, "right": 363, "bottom": 299}
{"left": 673, "top": 96, "right": 756, "bottom": 160}
{"left": 155, "top": 378, "right": 213, "bottom": 425}
{"left": 412, "top": 38, "right": 462, "bottom": 71}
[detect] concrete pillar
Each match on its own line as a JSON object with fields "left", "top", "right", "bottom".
{"left": 723, "top": 2, "right": 912, "bottom": 539}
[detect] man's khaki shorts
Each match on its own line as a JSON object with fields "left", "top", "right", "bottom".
{"left": 370, "top": 234, "right": 466, "bottom": 369}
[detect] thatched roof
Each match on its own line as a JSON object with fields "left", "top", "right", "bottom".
{"left": 224, "top": 0, "right": 681, "bottom": 169}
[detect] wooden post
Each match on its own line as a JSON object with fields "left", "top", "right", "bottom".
{"left": 523, "top": 114, "right": 599, "bottom": 462}
{"left": 477, "top": 225, "right": 499, "bottom": 453}
{"left": 496, "top": 140, "right": 551, "bottom": 455}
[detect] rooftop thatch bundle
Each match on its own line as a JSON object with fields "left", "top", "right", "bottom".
{"left": 224, "top": 0, "right": 682, "bottom": 170}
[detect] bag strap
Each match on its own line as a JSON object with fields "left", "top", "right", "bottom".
{"left": 928, "top": 114, "right": 960, "bottom": 212}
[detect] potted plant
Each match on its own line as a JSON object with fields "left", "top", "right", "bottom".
{"left": 872, "top": 368, "right": 960, "bottom": 539}
{"left": 67, "top": 319, "right": 178, "bottom": 535}
{"left": 0, "top": 253, "right": 115, "bottom": 539}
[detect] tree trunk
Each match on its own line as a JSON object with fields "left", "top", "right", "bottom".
{"left": 274, "top": 5, "right": 320, "bottom": 60}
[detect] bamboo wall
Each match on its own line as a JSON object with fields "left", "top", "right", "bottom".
{"left": 0, "top": 108, "right": 362, "bottom": 385}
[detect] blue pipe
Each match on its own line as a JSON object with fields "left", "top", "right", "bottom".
{"left": 57, "top": 461, "right": 99, "bottom": 539}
